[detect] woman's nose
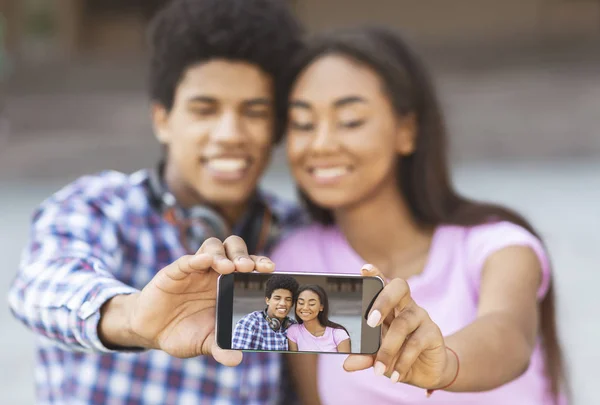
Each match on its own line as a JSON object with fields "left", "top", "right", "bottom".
{"left": 311, "top": 122, "right": 339, "bottom": 154}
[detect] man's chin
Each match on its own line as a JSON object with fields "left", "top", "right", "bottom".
{"left": 274, "top": 312, "right": 289, "bottom": 319}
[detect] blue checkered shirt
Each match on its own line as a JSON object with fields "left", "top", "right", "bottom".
{"left": 8, "top": 169, "right": 308, "bottom": 405}
{"left": 232, "top": 311, "right": 296, "bottom": 351}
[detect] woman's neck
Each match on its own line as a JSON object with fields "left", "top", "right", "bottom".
{"left": 302, "top": 318, "right": 325, "bottom": 336}
{"left": 334, "top": 184, "right": 434, "bottom": 279}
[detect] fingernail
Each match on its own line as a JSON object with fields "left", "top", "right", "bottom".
{"left": 361, "top": 263, "right": 375, "bottom": 272}
{"left": 236, "top": 257, "right": 253, "bottom": 264}
{"left": 374, "top": 361, "right": 386, "bottom": 376}
{"left": 259, "top": 257, "right": 274, "bottom": 268}
{"left": 367, "top": 310, "right": 381, "bottom": 328}
{"left": 390, "top": 371, "right": 400, "bottom": 383}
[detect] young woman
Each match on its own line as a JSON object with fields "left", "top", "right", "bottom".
{"left": 287, "top": 284, "right": 351, "bottom": 353}
{"left": 272, "top": 26, "right": 568, "bottom": 405}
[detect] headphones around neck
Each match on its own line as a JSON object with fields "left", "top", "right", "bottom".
{"left": 263, "top": 308, "right": 292, "bottom": 332}
{"left": 146, "top": 162, "right": 279, "bottom": 255}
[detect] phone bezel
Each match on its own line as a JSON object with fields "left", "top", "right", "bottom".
{"left": 215, "top": 271, "right": 384, "bottom": 355}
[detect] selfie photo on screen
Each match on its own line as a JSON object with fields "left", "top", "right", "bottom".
{"left": 229, "top": 273, "right": 367, "bottom": 353}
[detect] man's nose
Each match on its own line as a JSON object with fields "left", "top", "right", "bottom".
{"left": 211, "top": 111, "right": 245, "bottom": 144}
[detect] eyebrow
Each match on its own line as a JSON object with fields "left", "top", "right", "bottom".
{"left": 289, "top": 100, "right": 311, "bottom": 109}
{"left": 188, "top": 96, "right": 217, "bottom": 103}
{"left": 289, "top": 96, "right": 367, "bottom": 109}
{"left": 243, "top": 98, "right": 272, "bottom": 107}
{"left": 334, "top": 96, "right": 367, "bottom": 107}
{"left": 187, "top": 96, "right": 271, "bottom": 105}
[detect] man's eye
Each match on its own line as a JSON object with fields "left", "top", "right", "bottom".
{"left": 245, "top": 109, "right": 270, "bottom": 118}
{"left": 189, "top": 106, "right": 216, "bottom": 116}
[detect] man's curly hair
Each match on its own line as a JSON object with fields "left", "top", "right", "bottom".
{"left": 147, "top": 0, "right": 304, "bottom": 144}
{"left": 265, "top": 274, "right": 299, "bottom": 300}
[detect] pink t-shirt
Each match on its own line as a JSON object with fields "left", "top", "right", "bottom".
{"left": 287, "top": 323, "right": 350, "bottom": 353}
{"left": 271, "top": 221, "right": 567, "bottom": 405}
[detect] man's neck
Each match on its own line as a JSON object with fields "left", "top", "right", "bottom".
{"left": 267, "top": 309, "right": 285, "bottom": 322}
{"left": 161, "top": 161, "right": 248, "bottom": 225}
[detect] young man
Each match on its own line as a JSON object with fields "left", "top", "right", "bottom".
{"left": 7, "top": 0, "right": 307, "bottom": 404}
{"left": 233, "top": 274, "right": 299, "bottom": 350}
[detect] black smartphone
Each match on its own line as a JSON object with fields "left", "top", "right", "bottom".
{"left": 216, "top": 271, "right": 384, "bottom": 355}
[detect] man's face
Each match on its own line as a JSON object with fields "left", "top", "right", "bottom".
{"left": 265, "top": 288, "right": 294, "bottom": 320}
{"left": 152, "top": 59, "right": 275, "bottom": 221}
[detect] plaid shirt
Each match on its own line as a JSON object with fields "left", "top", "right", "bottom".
{"left": 232, "top": 311, "right": 296, "bottom": 351}
{"left": 8, "top": 169, "right": 308, "bottom": 405}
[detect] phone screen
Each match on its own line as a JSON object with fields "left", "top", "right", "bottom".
{"left": 216, "top": 272, "right": 384, "bottom": 354}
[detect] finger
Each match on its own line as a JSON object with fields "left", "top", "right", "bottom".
{"left": 163, "top": 253, "right": 214, "bottom": 281}
{"left": 343, "top": 354, "right": 375, "bottom": 372}
{"left": 361, "top": 263, "right": 387, "bottom": 285}
{"left": 374, "top": 307, "right": 424, "bottom": 376}
{"left": 223, "top": 235, "right": 254, "bottom": 273}
{"left": 199, "top": 237, "right": 235, "bottom": 274}
{"left": 361, "top": 264, "right": 396, "bottom": 327}
{"left": 250, "top": 255, "right": 275, "bottom": 273}
{"left": 206, "top": 332, "right": 243, "bottom": 367}
{"left": 391, "top": 325, "right": 437, "bottom": 383}
{"left": 366, "top": 278, "right": 412, "bottom": 328}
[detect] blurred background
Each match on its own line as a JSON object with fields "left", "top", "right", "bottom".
{"left": 1, "top": 0, "right": 599, "bottom": 404}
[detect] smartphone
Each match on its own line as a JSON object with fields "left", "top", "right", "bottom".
{"left": 216, "top": 271, "right": 384, "bottom": 355}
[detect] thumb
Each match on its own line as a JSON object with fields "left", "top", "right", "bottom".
{"left": 208, "top": 333, "right": 243, "bottom": 367}
{"left": 343, "top": 354, "right": 375, "bottom": 372}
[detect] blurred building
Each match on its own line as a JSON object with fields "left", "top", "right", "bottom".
{"left": 0, "top": 0, "right": 166, "bottom": 62}
{"left": 234, "top": 274, "right": 363, "bottom": 295}
{"left": 1, "top": 0, "right": 598, "bottom": 64}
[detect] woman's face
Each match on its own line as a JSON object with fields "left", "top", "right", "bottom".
{"left": 286, "top": 54, "right": 416, "bottom": 210}
{"left": 296, "top": 290, "right": 323, "bottom": 322}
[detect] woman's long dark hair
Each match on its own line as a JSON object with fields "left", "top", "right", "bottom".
{"left": 284, "top": 26, "right": 566, "bottom": 401}
{"left": 295, "top": 285, "right": 351, "bottom": 348}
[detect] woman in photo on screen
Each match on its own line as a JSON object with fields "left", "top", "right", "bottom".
{"left": 271, "top": 26, "right": 568, "bottom": 405}
{"left": 286, "top": 285, "right": 351, "bottom": 353}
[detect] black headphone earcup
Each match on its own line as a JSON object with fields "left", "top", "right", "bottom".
{"left": 237, "top": 201, "right": 279, "bottom": 255}
{"left": 187, "top": 205, "right": 230, "bottom": 241}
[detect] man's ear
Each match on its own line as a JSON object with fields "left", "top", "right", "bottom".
{"left": 395, "top": 112, "right": 417, "bottom": 156}
{"left": 265, "top": 297, "right": 270, "bottom": 306}
{"left": 151, "top": 102, "right": 170, "bottom": 144}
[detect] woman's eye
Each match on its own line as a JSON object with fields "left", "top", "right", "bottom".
{"left": 290, "top": 121, "right": 315, "bottom": 131}
{"left": 339, "top": 119, "right": 365, "bottom": 129}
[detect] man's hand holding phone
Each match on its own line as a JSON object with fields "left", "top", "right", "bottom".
{"left": 98, "top": 236, "right": 274, "bottom": 366}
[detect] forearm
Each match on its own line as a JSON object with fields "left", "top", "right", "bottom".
{"left": 286, "top": 354, "right": 321, "bottom": 405}
{"left": 443, "top": 313, "right": 534, "bottom": 392}
{"left": 9, "top": 257, "right": 140, "bottom": 352}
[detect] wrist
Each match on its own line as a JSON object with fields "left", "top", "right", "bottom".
{"left": 98, "top": 293, "right": 150, "bottom": 350}
{"left": 427, "top": 346, "right": 460, "bottom": 397}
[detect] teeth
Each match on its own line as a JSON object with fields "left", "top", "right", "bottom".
{"left": 206, "top": 158, "right": 248, "bottom": 172}
{"left": 312, "top": 166, "right": 349, "bottom": 178}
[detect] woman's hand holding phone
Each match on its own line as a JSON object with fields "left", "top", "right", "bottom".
{"left": 343, "top": 264, "right": 459, "bottom": 394}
